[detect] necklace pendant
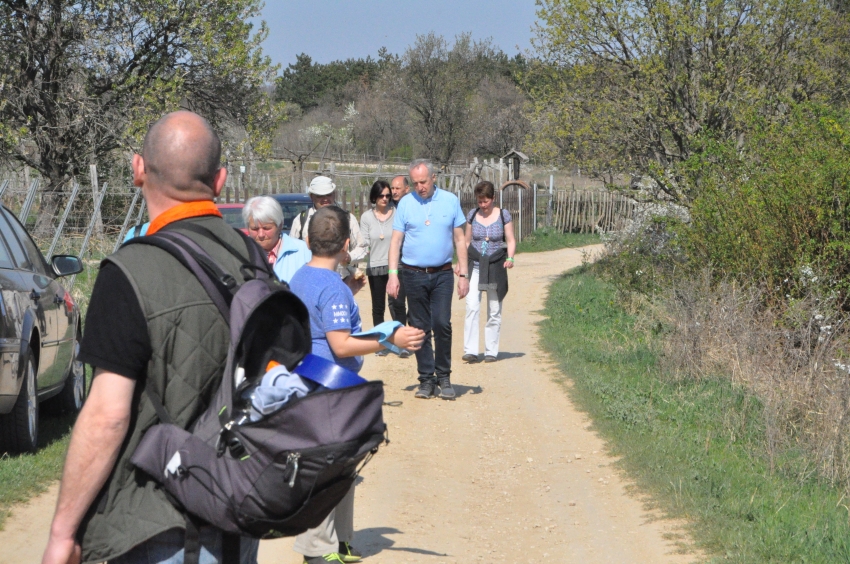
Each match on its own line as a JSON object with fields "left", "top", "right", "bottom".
{"left": 485, "top": 236, "right": 490, "bottom": 241}
{"left": 425, "top": 220, "right": 431, "bottom": 226}
{"left": 379, "top": 234, "right": 384, "bottom": 240}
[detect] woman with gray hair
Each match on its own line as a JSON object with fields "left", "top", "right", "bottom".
{"left": 243, "top": 196, "right": 311, "bottom": 283}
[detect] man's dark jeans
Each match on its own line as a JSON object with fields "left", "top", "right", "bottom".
{"left": 402, "top": 268, "right": 453, "bottom": 384}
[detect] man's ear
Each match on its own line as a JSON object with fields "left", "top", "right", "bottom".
{"left": 211, "top": 167, "right": 227, "bottom": 198}
{"left": 132, "top": 154, "right": 146, "bottom": 187}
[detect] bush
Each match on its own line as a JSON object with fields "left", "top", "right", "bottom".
{"left": 685, "top": 103, "right": 850, "bottom": 306}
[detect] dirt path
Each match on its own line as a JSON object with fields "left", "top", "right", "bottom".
{"left": 0, "top": 245, "right": 697, "bottom": 564}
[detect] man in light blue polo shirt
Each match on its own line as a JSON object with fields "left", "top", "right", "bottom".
{"left": 387, "top": 159, "right": 469, "bottom": 399}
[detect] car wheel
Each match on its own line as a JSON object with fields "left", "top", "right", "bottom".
{"left": 55, "top": 329, "right": 86, "bottom": 413}
{"left": 0, "top": 353, "right": 38, "bottom": 453}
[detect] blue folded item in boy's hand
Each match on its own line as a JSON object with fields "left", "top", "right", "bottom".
{"left": 243, "top": 364, "right": 318, "bottom": 421}
{"left": 351, "top": 321, "right": 404, "bottom": 355}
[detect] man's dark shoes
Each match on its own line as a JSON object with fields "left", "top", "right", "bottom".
{"left": 437, "top": 376, "right": 456, "bottom": 399}
{"left": 462, "top": 353, "right": 479, "bottom": 363}
{"left": 484, "top": 355, "right": 497, "bottom": 363}
{"left": 415, "top": 381, "right": 435, "bottom": 399}
{"left": 339, "top": 541, "right": 362, "bottom": 562}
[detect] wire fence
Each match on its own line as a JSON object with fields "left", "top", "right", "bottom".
{"left": 0, "top": 157, "right": 634, "bottom": 309}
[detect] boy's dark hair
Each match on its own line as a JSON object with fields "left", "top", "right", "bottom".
{"left": 308, "top": 205, "right": 350, "bottom": 257}
{"left": 369, "top": 180, "right": 391, "bottom": 204}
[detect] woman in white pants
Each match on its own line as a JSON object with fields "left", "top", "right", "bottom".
{"left": 462, "top": 181, "right": 516, "bottom": 363}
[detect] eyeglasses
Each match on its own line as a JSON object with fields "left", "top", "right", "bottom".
{"left": 377, "top": 193, "right": 391, "bottom": 199}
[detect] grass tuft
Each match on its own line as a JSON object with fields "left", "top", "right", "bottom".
{"left": 541, "top": 267, "right": 850, "bottom": 562}
{"left": 517, "top": 228, "right": 600, "bottom": 253}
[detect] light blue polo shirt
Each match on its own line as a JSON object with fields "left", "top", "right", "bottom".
{"left": 273, "top": 234, "right": 312, "bottom": 283}
{"left": 393, "top": 187, "right": 465, "bottom": 267}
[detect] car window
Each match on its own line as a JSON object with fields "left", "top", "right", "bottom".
{"left": 220, "top": 208, "right": 245, "bottom": 228}
{"left": 281, "top": 203, "right": 311, "bottom": 231}
{"left": 0, "top": 229, "right": 16, "bottom": 270}
{"left": 0, "top": 211, "right": 32, "bottom": 270}
{"left": 1, "top": 209, "right": 47, "bottom": 275}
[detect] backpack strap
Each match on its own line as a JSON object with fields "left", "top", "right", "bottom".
{"left": 127, "top": 233, "right": 234, "bottom": 319}
{"left": 469, "top": 207, "right": 479, "bottom": 225}
{"left": 500, "top": 208, "right": 507, "bottom": 241}
{"left": 161, "top": 220, "right": 272, "bottom": 280}
{"left": 297, "top": 210, "right": 308, "bottom": 240}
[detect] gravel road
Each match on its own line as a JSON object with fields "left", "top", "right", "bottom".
{"left": 0, "top": 244, "right": 698, "bottom": 564}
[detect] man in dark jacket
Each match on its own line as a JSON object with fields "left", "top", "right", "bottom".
{"left": 42, "top": 111, "right": 258, "bottom": 564}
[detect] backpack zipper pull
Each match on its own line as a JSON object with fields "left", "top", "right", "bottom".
{"left": 287, "top": 453, "right": 301, "bottom": 487}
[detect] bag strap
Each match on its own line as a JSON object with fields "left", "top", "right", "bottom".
{"left": 128, "top": 233, "right": 234, "bottom": 319}
{"left": 125, "top": 231, "right": 251, "bottom": 426}
{"left": 501, "top": 208, "right": 507, "bottom": 241}
{"left": 297, "top": 210, "right": 308, "bottom": 240}
{"left": 161, "top": 220, "right": 272, "bottom": 280}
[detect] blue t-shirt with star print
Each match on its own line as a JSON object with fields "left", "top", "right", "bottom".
{"left": 289, "top": 265, "right": 363, "bottom": 373}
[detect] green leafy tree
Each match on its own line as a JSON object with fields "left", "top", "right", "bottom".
{"left": 527, "top": 0, "right": 850, "bottom": 202}
{"left": 383, "top": 33, "right": 501, "bottom": 165}
{"left": 0, "top": 0, "right": 281, "bottom": 233}
{"left": 275, "top": 51, "right": 390, "bottom": 111}
{"left": 686, "top": 104, "right": 850, "bottom": 304}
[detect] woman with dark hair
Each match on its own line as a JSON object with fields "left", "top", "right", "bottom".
{"left": 462, "top": 180, "right": 515, "bottom": 363}
{"left": 360, "top": 180, "right": 410, "bottom": 356}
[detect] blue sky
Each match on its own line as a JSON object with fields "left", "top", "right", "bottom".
{"left": 255, "top": 0, "right": 540, "bottom": 69}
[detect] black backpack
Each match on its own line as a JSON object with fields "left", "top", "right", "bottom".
{"left": 126, "top": 228, "right": 387, "bottom": 557}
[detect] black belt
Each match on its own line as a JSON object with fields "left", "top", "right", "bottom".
{"left": 400, "top": 262, "right": 453, "bottom": 274}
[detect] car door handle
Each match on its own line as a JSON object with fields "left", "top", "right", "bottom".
{"left": 29, "top": 290, "right": 41, "bottom": 302}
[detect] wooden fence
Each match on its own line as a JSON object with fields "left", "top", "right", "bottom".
{"left": 548, "top": 189, "right": 635, "bottom": 234}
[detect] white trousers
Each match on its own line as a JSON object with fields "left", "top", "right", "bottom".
{"left": 464, "top": 265, "right": 503, "bottom": 357}
{"left": 292, "top": 484, "right": 355, "bottom": 557}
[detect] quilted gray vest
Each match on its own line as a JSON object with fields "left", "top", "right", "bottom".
{"left": 78, "top": 216, "right": 253, "bottom": 563}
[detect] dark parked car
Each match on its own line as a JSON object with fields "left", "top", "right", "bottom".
{"left": 0, "top": 206, "right": 84, "bottom": 453}
{"left": 217, "top": 194, "right": 313, "bottom": 234}
{"left": 271, "top": 193, "right": 313, "bottom": 233}
{"left": 216, "top": 203, "right": 247, "bottom": 234}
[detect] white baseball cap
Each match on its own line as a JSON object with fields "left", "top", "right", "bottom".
{"left": 307, "top": 176, "right": 336, "bottom": 196}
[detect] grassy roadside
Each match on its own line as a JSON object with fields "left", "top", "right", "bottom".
{"left": 0, "top": 268, "right": 98, "bottom": 530}
{"left": 517, "top": 229, "right": 600, "bottom": 253}
{"left": 0, "top": 406, "right": 80, "bottom": 528}
{"left": 541, "top": 267, "right": 850, "bottom": 562}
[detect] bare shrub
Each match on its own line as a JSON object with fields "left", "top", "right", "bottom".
{"left": 648, "top": 273, "right": 850, "bottom": 485}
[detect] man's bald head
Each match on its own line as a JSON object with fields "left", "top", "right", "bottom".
{"left": 142, "top": 111, "right": 221, "bottom": 200}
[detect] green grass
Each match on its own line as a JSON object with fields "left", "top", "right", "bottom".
{"left": 541, "top": 267, "right": 850, "bottom": 562}
{"left": 517, "top": 228, "right": 600, "bottom": 253}
{"left": 0, "top": 400, "right": 83, "bottom": 528}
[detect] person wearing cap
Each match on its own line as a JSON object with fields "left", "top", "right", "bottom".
{"left": 291, "top": 177, "right": 367, "bottom": 279}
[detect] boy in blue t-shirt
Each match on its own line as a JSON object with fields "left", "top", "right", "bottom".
{"left": 288, "top": 205, "right": 424, "bottom": 564}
